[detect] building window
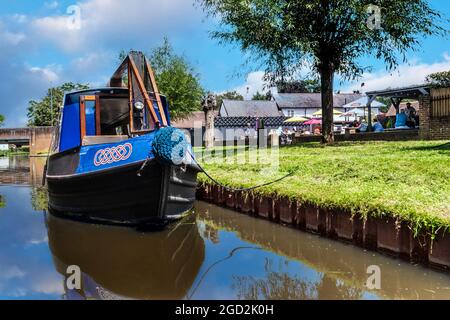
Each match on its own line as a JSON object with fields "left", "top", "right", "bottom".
{"left": 286, "top": 110, "right": 295, "bottom": 117}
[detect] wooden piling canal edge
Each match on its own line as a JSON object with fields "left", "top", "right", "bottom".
{"left": 196, "top": 183, "right": 450, "bottom": 272}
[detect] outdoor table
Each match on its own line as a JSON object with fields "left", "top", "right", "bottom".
{"left": 343, "top": 127, "right": 357, "bottom": 137}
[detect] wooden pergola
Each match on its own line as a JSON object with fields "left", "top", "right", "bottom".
{"left": 365, "top": 85, "right": 431, "bottom": 131}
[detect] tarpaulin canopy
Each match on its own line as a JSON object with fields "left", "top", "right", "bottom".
{"left": 339, "top": 108, "right": 376, "bottom": 117}
{"left": 342, "top": 96, "right": 385, "bottom": 109}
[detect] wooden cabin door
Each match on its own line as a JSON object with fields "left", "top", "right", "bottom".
{"left": 80, "top": 95, "right": 101, "bottom": 139}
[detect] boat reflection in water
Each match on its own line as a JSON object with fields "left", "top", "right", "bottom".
{"left": 46, "top": 212, "right": 205, "bottom": 300}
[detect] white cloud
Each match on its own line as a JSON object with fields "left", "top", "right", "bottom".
{"left": 10, "top": 14, "right": 27, "bottom": 24}
{"left": 69, "top": 51, "right": 114, "bottom": 75}
{"left": 0, "top": 24, "right": 26, "bottom": 46}
{"left": 31, "top": 273, "right": 64, "bottom": 295}
{"left": 44, "top": 1, "right": 59, "bottom": 9}
{"left": 343, "top": 53, "right": 450, "bottom": 93}
{"left": 31, "top": 0, "right": 202, "bottom": 53}
{"left": 1, "top": 266, "right": 26, "bottom": 280}
{"left": 228, "top": 71, "right": 272, "bottom": 99}
{"left": 1, "top": 31, "right": 25, "bottom": 45}
{"left": 0, "top": 63, "right": 62, "bottom": 126}
{"left": 28, "top": 65, "right": 60, "bottom": 83}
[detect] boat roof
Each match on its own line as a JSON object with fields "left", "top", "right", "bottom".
{"left": 66, "top": 87, "right": 128, "bottom": 96}
{"left": 65, "top": 87, "right": 167, "bottom": 97}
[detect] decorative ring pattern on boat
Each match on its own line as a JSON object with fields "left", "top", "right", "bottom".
{"left": 93, "top": 143, "right": 133, "bottom": 166}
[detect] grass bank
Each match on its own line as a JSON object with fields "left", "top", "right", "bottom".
{"left": 0, "top": 147, "right": 29, "bottom": 157}
{"left": 197, "top": 141, "right": 450, "bottom": 235}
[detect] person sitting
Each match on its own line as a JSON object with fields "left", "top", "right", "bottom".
{"left": 385, "top": 116, "right": 395, "bottom": 129}
{"left": 356, "top": 120, "right": 368, "bottom": 132}
{"left": 405, "top": 103, "right": 417, "bottom": 128}
{"left": 349, "top": 120, "right": 360, "bottom": 128}
{"left": 395, "top": 109, "right": 408, "bottom": 129}
{"left": 372, "top": 118, "right": 384, "bottom": 132}
{"left": 313, "top": 126, "right": 322, "bottom": 135}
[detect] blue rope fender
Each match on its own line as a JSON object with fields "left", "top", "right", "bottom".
{"left": 152, "top": 126, "right": 189, "bottom": 166}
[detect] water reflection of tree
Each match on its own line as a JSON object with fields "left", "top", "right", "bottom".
{"left": 30, "top": 186, "right": 48, "bottom": 211}
{"left": 315, "top": 274, "right": 363, "bottom": 300}
{"left": 202, "top": 223, "right": 220, "bottom": 244}
{"left": 232, "top": 259, "right": 364, "bottom": 300}
{"left": 0, "top": 195, "right": 4, "bottom": 208}
{"left": 232, "top": 258, "right": 315, "bottom": 300}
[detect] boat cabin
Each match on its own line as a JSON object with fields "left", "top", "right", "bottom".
{"left": 56, "top": 51, "right": 171, "bottom": 153}
{"left": 58, "top": 88, "right": 171, "bottom": 153}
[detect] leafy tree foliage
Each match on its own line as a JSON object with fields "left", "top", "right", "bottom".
{"left": 0, "top": 114, "right": 4, "bottom": 127}
{"left": 197, "top": 0, "right": 446, "bottom": 143}
{"left": 277, "top": 78, "right": 321, "bottom": 93}
{"left": 252, "top": 91, "right": 271, "bottom": 100}
{"left": 216, "top": 90, "right": 244, "bottom": 108}
{"left": 27, "top": 82, "right": 90, "bottom": 127}
{"left": 426, "top": 70, "right": 450, "bottom": 88}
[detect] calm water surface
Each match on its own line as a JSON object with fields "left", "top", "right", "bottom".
{"left": 1, "top": 156, "right": 450, "bottom": 300}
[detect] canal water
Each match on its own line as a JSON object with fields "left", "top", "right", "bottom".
{"left": 1, "top": 156, "right": 450, "bottom": 300}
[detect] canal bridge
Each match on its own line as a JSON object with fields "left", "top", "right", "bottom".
{"left": 0, "top": 127, "right": 55, "bottom": 156}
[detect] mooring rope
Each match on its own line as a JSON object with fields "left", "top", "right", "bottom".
{"left": 149, "top": 127, "right": 294, "bottom": 192}
{"left": 186, "top": 246, "right": 263, "bottom": 300}
{"left": 187, "top": 149, "right": 294, "bottom": 192}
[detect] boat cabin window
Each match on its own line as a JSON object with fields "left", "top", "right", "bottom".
{"left": 98, "top": 95, "right": 131, "bottom": 136}
{"left": 79, "top": 93, "right": 158, "bottom": 140}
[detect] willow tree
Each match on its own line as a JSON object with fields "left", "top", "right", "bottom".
{"left": 198, "top": 0, "right": 446, "bottom": 143}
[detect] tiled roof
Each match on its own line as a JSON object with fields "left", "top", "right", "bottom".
{"left": 273, "top": 93, "right": 364, "bottom": 109}
{"left": 220, "top": 100, "right": 282, "bottom": 117}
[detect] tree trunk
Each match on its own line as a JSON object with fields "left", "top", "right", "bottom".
{"left": 320, "top": 66, "right": 335, "bottom": 144}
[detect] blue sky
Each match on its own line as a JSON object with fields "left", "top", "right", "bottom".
{"left": 0, "top": 0, "right": 449, "bottom": 127}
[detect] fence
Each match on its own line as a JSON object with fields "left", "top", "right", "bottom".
{"left": 431, "top": 87, "right": 450, "bottom": 118}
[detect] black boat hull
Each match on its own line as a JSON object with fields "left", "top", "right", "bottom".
{"left": 47, "top": 154, "right": 200, "bottom": 225}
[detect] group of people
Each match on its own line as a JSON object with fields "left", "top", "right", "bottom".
{"left": 272, "top": 103, "right": 418, "bottom": 143}
{"left": 346, "top": 102, "right": 418, "bottom": 132}
{"left": 348, "top": 118, "right": 384, "bottom": 132}
{"left": 394, "top": 103, "right": 418, "bottom": 129}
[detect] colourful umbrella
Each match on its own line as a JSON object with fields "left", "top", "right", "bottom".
{"left": 284, "top": 116, "right": 309, "bottom": 123}
{"left": 304, "top": 119, "right": 322, "bottom": 125}
{"left": 312, "top": 109, "right": 343, "bottom": 116}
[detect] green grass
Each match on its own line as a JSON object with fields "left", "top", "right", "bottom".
{"left": 0, "top": 151, "right": 29, "bottom": 156}
{"left": 0, "top": 146, "right": 29, "bottom": 157}
{"left": 197, "top": 141, "right": 450, "bottom": 235}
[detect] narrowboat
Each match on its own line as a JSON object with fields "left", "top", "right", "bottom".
{"left": 46, "top": 51, "right": 201, "bottom": 225}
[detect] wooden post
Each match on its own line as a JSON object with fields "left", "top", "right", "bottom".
{"left": 203, "top": 93, "right": 216, "bottom": 149}
{"left": 366, "top": 95, "right": 376, "bottom": 132}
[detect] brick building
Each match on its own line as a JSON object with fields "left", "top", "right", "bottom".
{"left": 420, "top": 87, "right": 450, "bottom": 140}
